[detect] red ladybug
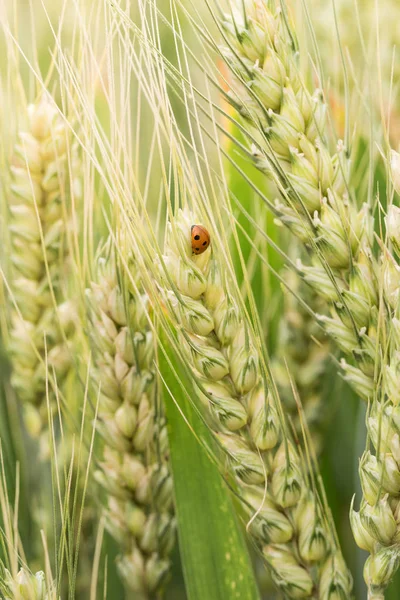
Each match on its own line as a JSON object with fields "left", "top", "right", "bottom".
{"left": 191, "top": 225, "right": 210, "bottom": 255}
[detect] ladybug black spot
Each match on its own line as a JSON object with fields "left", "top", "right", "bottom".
{"left": 194, "top": 234, "right": 200, "bottom": 240}
{"left": 202, "top": 241, "right": 207, "bottom": 246}
{"left": 195, "top": 247, "right": 200, "bottom": 251}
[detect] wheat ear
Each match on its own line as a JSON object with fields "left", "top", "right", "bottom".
{"left": 86, "top": 238, "right": 175, "bottom": 599}
{"left": 7, "top": 95, "right": 79, "bottom": 438}
{"left": 342, "top": 155, "right": 400, "bottom": 598}
{"left": 157, "top": 207, "right": 352, "bottom": 599}
{"left": 272, "top": 264, "right": 331, "bottom": 453}
{"left": 218, "top": 0, "right": 379, "bottom": 401}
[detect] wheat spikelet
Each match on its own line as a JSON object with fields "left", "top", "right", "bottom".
{"left": 7, "top": 95, "right": 80, "bottom": 437}
{"left": 86, "top": 238, "right": 175, "bottom": 598}
{"left": 158, "top": 207, "right": 352, "bottom": 599}
{"left": 0, "top": 568, "right": 57, "bottom": 600}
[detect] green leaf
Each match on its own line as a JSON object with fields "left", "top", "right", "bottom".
{"left": 160, "top": 346, "right": 261, "bottom": 600}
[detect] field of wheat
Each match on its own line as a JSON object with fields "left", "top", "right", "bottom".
{"left": 1, "top": 0, "right": 400, "bottom": 598}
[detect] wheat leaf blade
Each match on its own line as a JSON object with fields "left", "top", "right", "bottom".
{"left": 160, "top": 344, "right": 260, "bottom": 600}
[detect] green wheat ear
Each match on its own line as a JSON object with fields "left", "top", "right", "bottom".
{"left": 155, "top": 206, "right": 352, "bottom": 599}
{"left": 272, "top": 256, "right": 332, "bottom": 454}
{"left": 86, "top": 237, "right": 175, "bottom": 598}
{"left": 219, "top": 0, "right": 379, "bottom": 400}
{"left": 7, "top": 95, "right": 80, "bottom": 447}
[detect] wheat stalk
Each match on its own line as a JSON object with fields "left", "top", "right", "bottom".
{"left": 6, "top": 94, "right": 80, "bottom": 441}
{"left": 157, "top": 207, "right": 352, "bottom": 599}
{"left": 86, "top": 237, "right": 175, "bottom": 599}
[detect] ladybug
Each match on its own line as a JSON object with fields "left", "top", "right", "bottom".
{"left": 191, "top": 224, "right": 210, "bottom": 255}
